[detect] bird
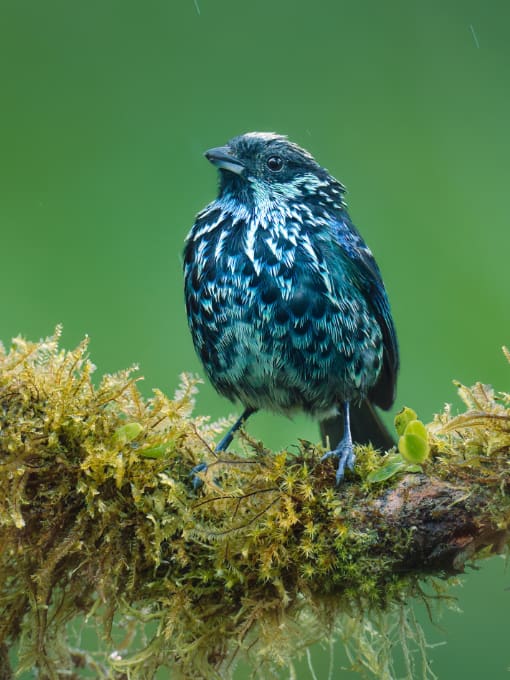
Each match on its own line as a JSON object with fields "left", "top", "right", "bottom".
{"left": 183, "top": 132, "right": 399, "bottom": 485}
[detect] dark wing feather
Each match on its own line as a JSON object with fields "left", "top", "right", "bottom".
{"left": 329, "top": 214, "right": 399, "bottom": 410}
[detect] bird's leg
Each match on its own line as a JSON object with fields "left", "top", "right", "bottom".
{"left": 191, "top": 407, "right": 256, "bottom": 489}
{"left": 320, "top": 401, "right": 356, "bottom": 485}
{"left": 215, "top": 407, "right": 256, "bottom": 452}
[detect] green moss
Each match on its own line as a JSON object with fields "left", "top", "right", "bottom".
{"left": 0, "top": 331, "right": 509, "bottom": 679}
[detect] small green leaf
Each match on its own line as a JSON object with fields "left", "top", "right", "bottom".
{"left": 139, "top": 444, "right": 168, "bottom": 459}
{"left": 404, "top": 463, "right": 423, "bottom": 473}
{"left": 404, "top": 419, "right": 427, "bottom": 439}
{"left": 113, "top": 422, "right": 143, "bottom": 445}
{"left": 366, "top": 454, "right": 406, "bottom": 483}
{"left": 394, "top": 407, "right": 418, "bottom": 436}
{"left": 399, "top": 431, "right": 430, "bottom": 464}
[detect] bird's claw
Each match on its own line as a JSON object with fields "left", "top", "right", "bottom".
{"left": 190, "top": 462, "right": 209, "bottom": 490}
{"left": 321, "top": 443, "right": 356, "bottom": 485}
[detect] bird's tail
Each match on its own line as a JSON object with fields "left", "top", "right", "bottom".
{"left": 320, "top": 400, "right": 395, "bottom": 452}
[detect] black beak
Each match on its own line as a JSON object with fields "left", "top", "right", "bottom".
{"left": 204, "top": 145, "right": 245, "bottom": 175}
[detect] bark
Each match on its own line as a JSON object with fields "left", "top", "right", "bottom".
{"left": 369, "top": 473, "right": 509, "bottom": 574}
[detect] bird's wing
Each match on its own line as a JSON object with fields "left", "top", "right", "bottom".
{"left": 328, "top": 214, "right": 399, "bottom": 410}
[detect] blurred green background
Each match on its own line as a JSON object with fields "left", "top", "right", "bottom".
{"left": 1, "top": 0, "right": 509, "bottom": 677}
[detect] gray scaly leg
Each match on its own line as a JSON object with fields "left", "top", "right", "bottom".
{"left": 320, "top": 402, "right": 356, "bottom": 485}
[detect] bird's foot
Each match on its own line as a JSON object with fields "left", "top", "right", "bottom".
{"left": 191, "top": 408, "right": 257, "bottom": 489}
{"left": 190, "top": 437, "right": 237, "bottom": 489}
{"left": 190, "top": 462, "right": 209, "bottom": 490}
{"left": 191, "top": 435, "right": 236, "bottom": 489}
{"left": 321, "top": 439, "right": 356, "bottom": 485}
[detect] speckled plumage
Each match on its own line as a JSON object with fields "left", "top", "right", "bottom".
{"left": 184, "top": 132, "right": 399, "bottom": 483}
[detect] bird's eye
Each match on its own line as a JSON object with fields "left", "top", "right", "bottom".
{"left": 266, "top": 155, "right": 283, "bottom": 172}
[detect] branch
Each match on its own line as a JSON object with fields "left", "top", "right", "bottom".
{"left": 1, "top": 330, "right": 509, "bottom": 679}
{"left": 374, "top": 474, "right": 508, "bottom": 573}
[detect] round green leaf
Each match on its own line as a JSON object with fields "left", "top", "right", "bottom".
{"left": 139, "top": 445, "right": 167, "bottom": 459}
{"left": 404, "top": 419, "right": 428, "bottom": 439}
{"left": 399, "top": 432, "right": 430, "bottom": 464}
{"left": 113, "top": 422, "right": 143, "bottom": 445}
{"left": 394, "top": 407, "right": 418, "bottom": 436}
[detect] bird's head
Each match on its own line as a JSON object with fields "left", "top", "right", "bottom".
{"left": 204, "top": 132, "right": 344, "bottom": 211}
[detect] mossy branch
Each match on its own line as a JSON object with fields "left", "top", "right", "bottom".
{"left": 1, "top": 329, "right": 510, "bottom": 679}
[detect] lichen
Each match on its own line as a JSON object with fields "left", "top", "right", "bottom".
{"left": 1, "top": 331, "right": 509, "bottom": 679}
